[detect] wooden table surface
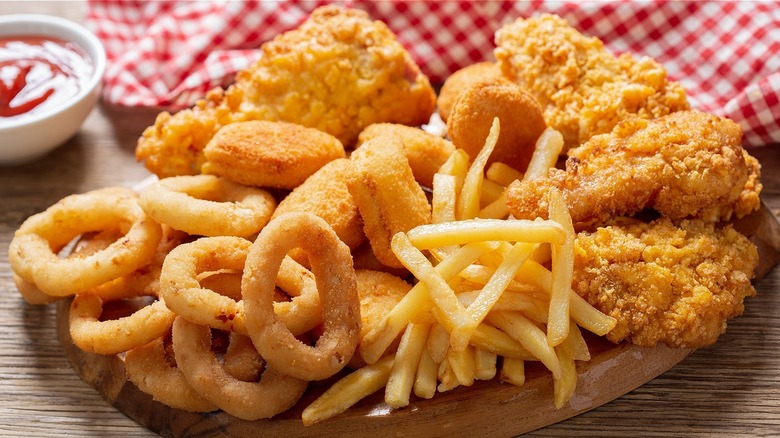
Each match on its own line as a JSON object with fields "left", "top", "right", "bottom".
{"left": 1, "top": 2, "right": 779, "bottom": 437}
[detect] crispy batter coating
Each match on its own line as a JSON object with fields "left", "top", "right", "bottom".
{"left": 494, "top": 13, "right": 689, "bottom": 150}
{"left": 437, "top": 62, "right": 504, "bottom": 122}
{"left": 347, "top": 137, "right": 432, "bottom": 269}
{"left": 699, "top": 150, "right": 763, "bottom": 222}
{"left": 506, "top": 111, "right": 754, "bottom": 230}
{"left": 446, "top": 78, "right": 546, "bottom": 171}
{"left": 136, "top": 5, "right": 436, "bottom": 177}
{"left": 357, "top": 123, "right": 455, "bottom": 188}
{"left": 348, "top": 269, "right": 411, "bottom": 368}
{"left": 573, "top": 217, "right": 758, "bottom": 348}
{"left": 202, "top": 120, "right": 345, "bottom": 189}
{"left": 272, "top": 158, "right": 365, "bottom": 252}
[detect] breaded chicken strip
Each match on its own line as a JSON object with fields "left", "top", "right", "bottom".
{"left": 136, "top": 6, "right": 436, "bottom": 177}
{"left": 506, "top": 111, "right": 760, "bottom": 231}
{"left": 494, "top": 13, "right": 689, "bottom": 150}
{"left": 573, "top": 217, "right": 758, "bottom": 348}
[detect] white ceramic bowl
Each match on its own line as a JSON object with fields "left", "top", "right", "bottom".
{"left": 0, "top": 14, "right": 106, "bottom": 164}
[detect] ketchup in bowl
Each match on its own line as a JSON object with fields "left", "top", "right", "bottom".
{"left": 0, "top": 36, "right": 93, "bottom": 121}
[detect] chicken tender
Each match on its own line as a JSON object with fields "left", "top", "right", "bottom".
{"left": 506, "top": 111, "right": 754, "bottom": 231}
{"left": 271, "top": 158, "right": 365, "bottom": 252}
{"left": 349, "top": 269, "right": 411, "bottom": 368}
{"left": 202, "top": 120, "right": 345, "bottom": 189}
{"left": 573, "top": 217, "right": 758, "bottom": 348}
{"left": 494, "top": 13, "right": 689, "bottom": 150}
{"left": 437, "top": 62, "right": 504, "bottom": 122}
{"left": 347, "top": 137, "right": 432, "bottom": 269}
{"left": 357, "top": 123, "right": 455, "bottom": 188}
{"left": 446, "top": 78, "right": 547, "bottom": 172}
{"left": 136, "top": 5, "right": 436, "bottom": 177}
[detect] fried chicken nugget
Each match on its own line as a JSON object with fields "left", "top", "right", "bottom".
{"left": 495, "top": 13, "right": 689, "bottom": 150}
{"left": 202, "top": 120, "right": 345, "bottom": 189}
{"left": 349, "top": 269, "right": 411, "bottom": 368}
{"left": 272, "top": 158, "right": 365, "bottom": 252}
{"left": 357, "top": 123, "right": 455, "bottom": 188}
{"left": 136, "top": 5, "right": 436, "bottom": 178}
{"left": 447, "top": 78, "right": 547, "bottom": 171}
{"left": 573, "top": 217, "right": 758, "bottom": 348}
{"left": 347, "top": 137, "right": 432, "bottom": 269}
{"left": 506, "top": 111, "right": 754, "bottom": 230}
{"left": 437, "top": 62, "right": 504, "bottom": 123}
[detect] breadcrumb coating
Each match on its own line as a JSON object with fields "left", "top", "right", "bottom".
{"left": 494, "top": 13, "right": 689, "bottom": 150}
{"left": 136, "top": 5, "right": 436, "bottom": 177}
{"left": 573, "top": 217, "right": 758, "bottom": 348}
{"left": 506, "top": 111, "right": 756, "bottom": 230}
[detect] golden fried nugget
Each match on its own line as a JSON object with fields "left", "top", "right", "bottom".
{"left": 136, "top": 5, "right": 436, "bottom": 178}
{"left": 495, "top": 14, "right": 689, "bottom": 150}
{"left": 357, "top": 123, "right": 455, "bottom": 188}
{"left": 347, "top": 137, "right": 432, "bottom": 269}
{"left": 447, "top": 78, "right": 546, "bottom": 171}
{"left": 202, "top": 120, "right": 345, "bottom": 189}
{"left": 348, "top": 269, "right": 411, "bottom": 368}
{"left": 272, "top": 158, "right": 365, "bottom": 253}
{"left": 437, "top": 62, "right": 504, "bottom": 122}
{"left": 574, "top": 217, "right": 758, "bottom": 348}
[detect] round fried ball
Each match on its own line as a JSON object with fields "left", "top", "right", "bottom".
{"left": 447, "top": 79, "right": 546, "bottom": 171}
{"left": 437, "top": 62, "right": 504, "bottom": 123}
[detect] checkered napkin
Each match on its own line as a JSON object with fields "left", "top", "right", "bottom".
{"left": 86, "top": 0, "right": 780, "bottom": 147}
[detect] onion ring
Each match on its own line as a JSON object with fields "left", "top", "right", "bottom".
{"left": 69, "top": 292, "right": 176, "bottom": 355}
{"left": 8, "top": 187, "right": 163, "bottom": 297}
{"left": 139, "top": 175, "right": 276, "bottom": 237}
{"left": 223, "top": 332, "right": 266, "bottom": 383}
{"left": 172, "top": 317, "right": 307, "bottom": 420}
{"left": 159, "top": 236, "right": 322, "bottom": 336}
{"left": 124, "top": 336, "right": 218, "bottom": 412}
{"left": 242, "top": 212, "right": 360, "bottom": 381}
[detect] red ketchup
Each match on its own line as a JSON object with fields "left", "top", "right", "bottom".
{"left": 0, "top": 36, "right": 93, "bottom": 121}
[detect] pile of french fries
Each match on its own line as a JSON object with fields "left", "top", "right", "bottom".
{"left": 303, "top": 119, "right": 617, "bottom": 425}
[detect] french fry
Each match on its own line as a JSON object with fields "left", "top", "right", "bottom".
{"left": 474, "top": 347, "right": 498, "bottom": 380}
{"left": 301, "top": 355, "right": 394, "bottom": 426}
{"left": 458, "top": 117, "right": 500, "bottom": 220}
{"left": 385, "top": 322, "right": 431, "bottom": 408}
{"left": 466, "top": 242, "right": 539, "bottom": 329}
{"left": 486, "top": 162, "right": 523, "bottom": 187}
{"left": 414, "top": 346, "right": 438, "bottom": 399}
{"left": 480, "top": 179, "right": 505, "bottom": 207}
{"left": 469, "top": 323, "right": 535, "bottom": 360}
{"left": 523, "top": 127, "right": 564, "bottom": 180}
{"left": 391, "top": 232, "right": 479, "bottom": 352}
{"left": 487, "top": 311, "right": 562, "bottom": 379}
{"left": 570, "top": 292, "right": 617, "bottom": 336}
{"left": 566, "top": 320, "right": 591, "bottom": 361}
{"left": 553, "top": 329, "right": 578, "bottom": 409}
{"left": 438, "top": 148, "right": 471, "bottom": 184}
{"left": 426, "top": 322, "right": 450, "bottom": 363}
{"left": 477, "top": 193, "right": 510, "bottom": 219}
{"left": 407, "top": 219, "right": 566, "bottom": 249}
{"left": 447, "top": 344, "right": 476, "bottom": 387}
{"left": 431, "top": 173, "right": 458, "bottom": 224}
{"left": 547, "top": 188, "right": 574, "bottom": 347}
{"left": 437, "top": 359, "right": 460, "bottom": 393}
{"left": 361, "top": 241, "right": 499, "bottom": 364}
{"left": 499, "top": 357, "right": 525, "bottom": 386}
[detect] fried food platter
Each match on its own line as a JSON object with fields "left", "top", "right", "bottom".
{"left": 54, "top": 202, "right": 780, "bottom": 438}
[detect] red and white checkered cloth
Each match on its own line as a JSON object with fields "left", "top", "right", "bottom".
{"left": 86, "top": 0, "right": 780, "bottom": 147}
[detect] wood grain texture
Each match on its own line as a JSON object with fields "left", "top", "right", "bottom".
{"left": 1, "top": 2, "right": 779, "bottom": 437}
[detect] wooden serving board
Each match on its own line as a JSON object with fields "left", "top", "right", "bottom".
{"left": 55, "top": 202, "right": 780, "bottom": 438}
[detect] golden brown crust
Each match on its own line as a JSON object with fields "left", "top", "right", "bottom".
{"left": 506, "top": 111, "right": 750, "bottom": 230}
{"left": 136, "top": 5, "right": 436, "bottom": 178}
{"left": 272, "top": 158, "right": 365, "bottom": 252}
{"left": 347, "top": 137, "right": 432, "bottom": 269}
{"left": 357, "top": 123, "right": 455, "bottom": 188}
{"left": 495, "top": 13, "right": 689, "bottom": 150}
{"left": 437, "top": 62, "right": 504, "bottom": 122}
{"left": 573, "top": 217, "right": 758, "bottom": 348}
{"left": 446, "top": 78, "right": 546, "bottom": 171}
{"left": 202, "top": 120, "right": 345, "bottom": 189}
